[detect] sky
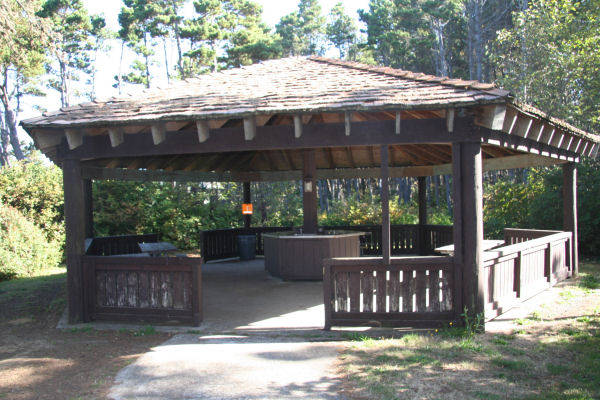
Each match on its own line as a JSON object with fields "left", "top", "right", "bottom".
{"left": 19, "top": 0, "right": 370, "bottom": 141}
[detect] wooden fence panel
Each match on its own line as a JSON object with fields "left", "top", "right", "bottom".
{"left": 484, "top": 230, "right": 572, "bottom": 319}
{"left": 324, "top": 257, "right": 455, "bottom": 329}
{"left": 83, "top": 256, "right": 202, "bottom": 325}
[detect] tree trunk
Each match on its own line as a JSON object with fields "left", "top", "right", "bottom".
{"left": 0, "top": 115, "right": 10, "bottom": 166}
{"left": 0, "top": 85, "right": 24, "bottom": 161}
{"left": 144, "top": 34, "right": 151, "bottom": 89}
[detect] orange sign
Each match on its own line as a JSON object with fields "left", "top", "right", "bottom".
{"left": 242, "top": 203, "right": 253, "bottom": 215}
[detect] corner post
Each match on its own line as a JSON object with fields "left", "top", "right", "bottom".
{"left": 303, "top": 149, "right": 317, "bottom": 234}
{"left": 563, "top": 162, "right": 578, "bottom": 276}
{"left": 452, "top": 142, "right": 484, "bottom": 321}
{"left": 63, "top": 159, "right": 86, "bottom": 323}
{"left": 380, "top": 145, "right": 391, "bottom": 264}
{"left": 418, "top": 176, "right": 427, "bottom": 255}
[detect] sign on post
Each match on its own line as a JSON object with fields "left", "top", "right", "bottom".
{"left": 242, "top": 203, "right": 253, "bottom": 215}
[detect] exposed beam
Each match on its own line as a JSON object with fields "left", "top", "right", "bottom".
{"left": 395, "top": 111, "right": 401, "bottom": 135}
{"left": 83, "top": 153, "right": 565, "bottom": 185}
{"left": 151, "top": 124, "right": 166, "bottom": 145}
{"left": 325, "top": 148, "right": 335, "bottom": 169}
{"left": 345, "top": 147, "right": 356, "bottom": 168}
{"left": 65, "top": 129, "right": 83, "bottom": 150}
{"left": 446, "top": 108, "right": 455, "bottom": 133}
{"left": 243, "top": 116, "right": 256, "bottom": 141}
{"left": 293, "top": 115, "right": 303, "bottom": 138}
{"left": 474, "top": 104, "right": 506, "bottom": 131}
{"left": 58, "top": 117, "right": 583, "bottom": 163}
{"left": 514, "top": 116, "right": 533, "bottom": 138}
{"left": 345, "top": 112, "right": 352, "bottom": 136}
{"left": 196, "top": 120, "right": 210, "bottom": 143}
{"left": 107, "top": 128, "right": 124, "bottom": 147}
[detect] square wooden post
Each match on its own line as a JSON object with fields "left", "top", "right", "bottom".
{"left": 303, "top": 149, "right": 317, "bottom": 234}
{"left": 63, "top": 159, "right": 87, "bottom": 323}
{"left": 563, "top": 163, "right": 578, "bottom": 276}
{"left": 452, "top": 142, "right": 484, "bottom": 321}
{"left": 380, "top": 145, "right": 391, "bottom": 264}
{"left": 418, "top": 176, "right": 427, "bottom": 255}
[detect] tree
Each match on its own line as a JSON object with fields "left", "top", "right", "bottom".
{"left": 276, "top": 0, "right": 326, "bottom": 56}
{"left": 181, "top": 0, "right": 277, "bottom": 74}
{"left": 0, "top": 0, "right": 49, "bottom": 163}
{"left": 491, "top": 0, "right": 600, "bottom": 132}
{"left": 326, "top": 2, "right": 357, "bottom": 59}
{"left": 118, "top": 0, "right": 158, "bottom": 88}
{"left": 358, "top": 0, "right": 437, "bottom": 73}
{"left": 38, "top": 0, "right": 104, "bottom": 107}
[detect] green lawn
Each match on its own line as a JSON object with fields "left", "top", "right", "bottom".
{"left": 340, "top": 262, "right": 600, "bottom": 400}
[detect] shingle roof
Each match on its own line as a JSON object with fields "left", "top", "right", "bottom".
{"left": 21, "top": 56, "right": 511, "bottom": 129}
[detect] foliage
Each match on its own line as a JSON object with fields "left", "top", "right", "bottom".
{"left": 0, "top": 0, "right": 50, "bottom": 163}
{"left": 491, "top": 0, "right": 600, "bottom": 133}
{"left": 325, "top": 2, "right": 357, "bottom": 59}
{"left": 38, "top": 0, "right": 106, "bottom": 106}
{"left": 276, "top": 0, "right": 326, "bottom": 56}
{"left": 0, "top": 153, "right": 64, "bottom": 243}
{"left": 180, "top": 0, "right": 280, "bottom": 74}
{"left": 0, "top": 204, "right": 62, "bottom": 280}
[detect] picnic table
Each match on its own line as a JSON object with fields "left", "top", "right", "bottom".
{"left": 435, "top": 239, "right": 505, "bottom": 256}
{"left": 138, "top": 241, "right": 178, "bottom": 257}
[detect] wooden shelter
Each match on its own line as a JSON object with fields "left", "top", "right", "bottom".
{"left": 22, "top": 56, "right": 600, "bottom": 327}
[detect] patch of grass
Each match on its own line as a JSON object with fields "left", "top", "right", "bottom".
{"left": 69, "top": 326, "right": 93, "bottom": 333}
{"left": 474, "top": 391, "right": 502, "bottom": 400}
{"left": 133, "top": 325, "right": 156, "bottom": 336}
{"left": 186, "top": 329, "right": 202, "bottom": 334}
{"left": 0, "top": 268, "right": 66, "bottom": 320}
{"left": 492, "top": 334, "right": 514, "bottom": 345}
{"left": 515, "top": 317, "right": 534, "bottom": 326}
{"left": 491, "top": 357, "right": 529, "bottom": 371}
{"left": 579, "top": 274, "right": 600, "bottom": 290}
{"left": 546, "top": 363, "right": 568, "bottom": 375}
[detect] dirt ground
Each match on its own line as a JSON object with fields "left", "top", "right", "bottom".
{"left": 0, "top": 274, "right": 171, "bottom": 400}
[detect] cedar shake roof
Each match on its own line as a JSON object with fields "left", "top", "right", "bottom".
{"left": 22, "top": 56, "right": 511, "bottom": 129}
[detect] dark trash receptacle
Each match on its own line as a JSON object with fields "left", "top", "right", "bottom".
{"left": 238, "top": 235, "right": 256, "bottom": 260}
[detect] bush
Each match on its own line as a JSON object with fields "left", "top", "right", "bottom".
{"left": 0, "top": 205, "right": 63, "bottom": 280}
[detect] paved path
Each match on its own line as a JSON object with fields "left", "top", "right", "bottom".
{"left": 109, "top": 334, "right": 346, "bottom": 400}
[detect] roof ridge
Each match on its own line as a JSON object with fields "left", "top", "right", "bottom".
{"left": 308, "top": 56, "right": 500, "bottom": 93}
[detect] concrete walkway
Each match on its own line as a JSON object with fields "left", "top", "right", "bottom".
{"left": 109, "top": 334, "right": 346, "bottom": 400}
{"left": 109, "top": 259, "right": 347, "bottom": 400}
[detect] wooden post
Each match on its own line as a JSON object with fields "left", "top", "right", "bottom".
{"left": 303, "top": 149, "right": 317, "bottom": 234}
{"left": 63, "top": 159, "right": 87, "bottom": 323}
{"left": 243, "top": 181, "right": 251, "bottom": 230}
{"left": 418, "top": 176, "right": 427, "bottom": 255}
{"left": 452, "top": 142, "right": 484, "bottom": 321}
{"left": 563, "top": 163, "right": 578, "bottom": 276}
{"left": 380, "top": 145, "right": 391, "bottom": 264}
{"left": 83, "top": 179, "right": 94, "bottom": 238}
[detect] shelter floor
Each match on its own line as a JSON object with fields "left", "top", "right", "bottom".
{"left": 201, "top": 258, "right": 325, "bottom": 333}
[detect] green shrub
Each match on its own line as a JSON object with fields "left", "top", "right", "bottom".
{"left": 0, "top": 204, "right": 62, "bottom": 280}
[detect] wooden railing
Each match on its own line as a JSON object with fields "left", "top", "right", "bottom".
{"left": 484, "top": 230, "right": 572, "bottom": 319}
{"left": 200, "top": 227, "right": 291, "bottom": 261}
{"left": 322, "top": 224, "right": 452, "bottom": 255}
{"left": 201, "top": 224, "right": 453, "bottom": 261}
{"left": 82, "top": 255, "right": 202, "bottom": 325}
{"left": 323, "top": 256, "right": 456, "bottom": 329}
{"left": 504, "top": 228, "right": 562, "bottom": 245}
{"left": 85, "top": 234, "right": 159, "bottom": 256}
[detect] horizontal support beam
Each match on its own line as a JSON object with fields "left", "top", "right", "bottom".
{"left": 55, "top": 117, "right": 581, "bottom": 164}
{"left": 58, "top": 118, "right": 469, "bottom": 160}
{"left": 81, "top": 153, "right": 566, "bottom": 183}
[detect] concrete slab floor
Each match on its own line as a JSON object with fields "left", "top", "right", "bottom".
{"left": 109, "top": 334, "right": 347, "bottom": 400}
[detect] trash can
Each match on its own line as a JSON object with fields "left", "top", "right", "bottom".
{"left": 238, "top": 234, "right": 256, "bottom": 260}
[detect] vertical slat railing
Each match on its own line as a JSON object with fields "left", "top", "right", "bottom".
{"left": 324, "top": 256, "right": 456, "bottom": 329}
